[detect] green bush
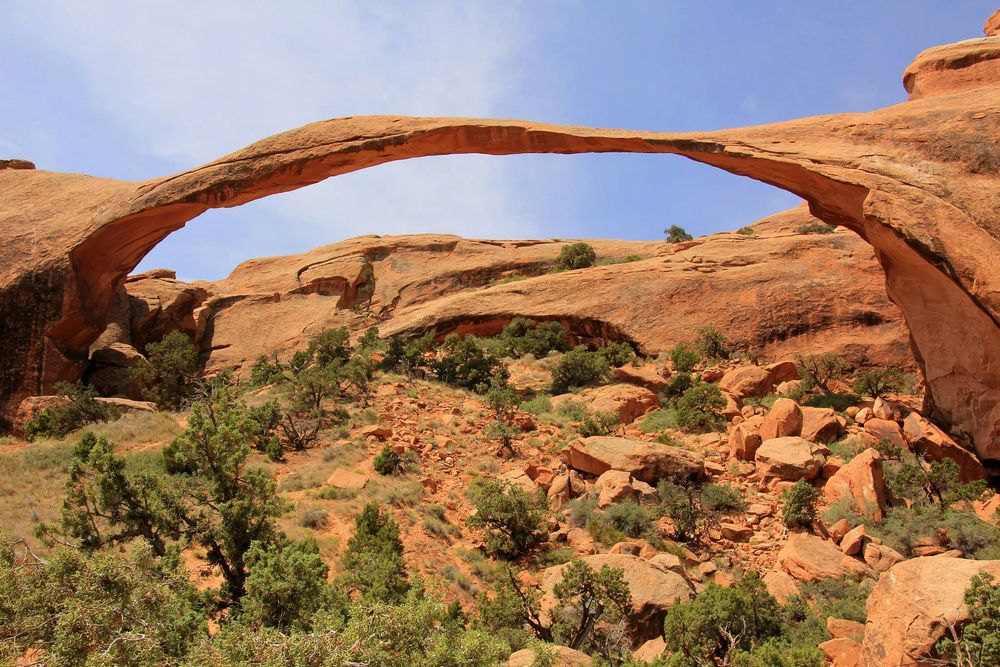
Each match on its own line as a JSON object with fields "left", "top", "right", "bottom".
{"left": 852, "top": 367, "right": 906, "bottom": 398}
{"left": 578, "top": 410, "right": 620, "bottom": 438}
{"left": 674, "top": 382, "right": 726, "bottom": 432}
{"left": 602, "top": 501, "right": 655, "bottom": 539}
{"left": 658, "top": 477, "right": 735, "bottom": 543}
{"left": 597, "top": 341, "right": 636, "bottom": 368}
{"left": 340, "top": 503, "right": 410, "bottom": 603}
{"left": 500, "top": 317, "right": 568, "bottom": 357}
{"left": 736, "top": 226, "right": 756, "bottom": 236}
{"left": 133, "top": 330, "right": 200, "bottom": 410}
{"left": 701, "top": 483, "right": 747, "bottom": 513}
{"left": 639, "top": 408, "right": 679, "bottom": 433}
{"left": 467, "top": 479, "right": 547, "bottom": 559}
{"left": 877, "top": 504, "right": 1000, "bottom": 559}
{"left": 485, "top": 377, "right": 521, "bottom": 456}
{"left": 556, "top": 399, "right": 589, "bottom": 422}
{"left": 551, "top": 346, "right": 611, "bottom": 394}
{"left": 374, "top": 444, "right": 403, "bottom": 476}
{"left": 240, "top": 538, "right": 331, "bottom": 632}
{"left": 248, "top": 354, "right": 286, "bottom": 387}
{"left": 782, "top": 481, "right": 819, "bottom": 528}
{"left": 663, "top": 573, "right": 784, "bottom": 663}
{"left": 23, "top": 381, "right": 122, "bottom": 441}
{"left": 695, "top": 325, "right": 730, "bottom": 360}
{"left": 432, "top": 334, "right": 507, "bottom": 393}
{"left": 664, "top": 370, "right": 694, "bottom": 397}
{"left": 520, "top": 394, "right": 553, "bottom": 415}
{"left": 664, "top": 224, "right": 693, "bottom": 243}
{"left": 669, "top": 343, "right": 700, "bottom": 373}
{"left": 796, "top": 222, "right": 837, "bottom": 234}
{"left": 556, "top": 242, "right": 597, "bottom": 270}
{"left": 357, "top": 326, "right": 382, "bottom": 351}
{"left": 794, "top": 353, "right": 842, "bottom": 394}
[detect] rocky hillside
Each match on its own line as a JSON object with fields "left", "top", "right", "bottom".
{"left": 96, "top": 205, "right": 911, "bottom": 394}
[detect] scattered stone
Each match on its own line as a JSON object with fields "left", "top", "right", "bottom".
{"left": 326, "top": 468, "right": 368, "bottom": 490}
{"left": 360, "top": 424, "right": 392, "bottom": 440}
{"left": 562, "top": 436, "right": 703, "bottom": 484}
{"left": 800, "top": 406, "right": 841, "bottom": 443}
{"left": 754, "top": 436, "right": 827, "bottom": 481}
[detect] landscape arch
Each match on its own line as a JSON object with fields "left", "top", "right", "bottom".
{"left": 2, "top": 34, "right": 1000, "bottom": 460}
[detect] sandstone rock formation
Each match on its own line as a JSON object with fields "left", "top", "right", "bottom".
{"left": 561, "top": 436, "right": 704, "bottom": 483}
{"left": 861, "top": 557, "right": 1000, "bottom": 666}
{"left": 2, "top": 19, "right": 1000, "bottom": 463}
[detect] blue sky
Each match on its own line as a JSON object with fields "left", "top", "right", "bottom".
{"left": 3, "top": 1, "right": 994, "bottom": 281}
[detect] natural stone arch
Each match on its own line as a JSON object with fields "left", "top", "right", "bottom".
{"left": 2, "top": 28, "right": 1000, "bottom": 460}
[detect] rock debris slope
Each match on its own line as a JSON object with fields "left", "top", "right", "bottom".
{"left": 1, "top": 21, "right": 1000, "bottom": 460}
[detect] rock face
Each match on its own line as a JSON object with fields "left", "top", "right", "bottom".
{"left": 861, "top": 557, "right": 1000, "bottom": 666}
{"left": 2, "top": 19, "right": 1000, "bottom": 462}
{"left": 562, "top": 436, "right": 704, "bottom": 483}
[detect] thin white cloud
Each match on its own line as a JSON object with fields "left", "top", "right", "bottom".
{"left": 14, "top": 1, "right": 543, "bottom": 278}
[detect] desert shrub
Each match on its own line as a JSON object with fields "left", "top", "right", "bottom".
{"left": 934, "top": 572, "right": 1000, "bottom": 666}
{"left": 664, "top": 224, "right": 693, "bottom": 243}
{"left": 639, "top": 408, "right": 679, "bottom": 433}
{"left": 884, "top": 450, "right": 988, "bottom": 508}
{"left": 578, "top": 410, "right": 620, "bottom": 438}
{"left": 782, "top": 481, "right": 819, "bottom": 528}
{"left": 664, "top": 370, "right": 694, "bottom": 397}
{"left": 668, "top": 343, "right": 700, "bottom": 373}
{"left": 663, "top": 573, "right": 785, "bottom": 664}
{"left": 565, "top": 496, "right": 600, "bottom": 529}
{"left": 602, "top": 501, "right": 655, "bottom": 539}
{"left": 467, "top": 479, "right": 547, "bottom": 560}
{"left": 551, "top": 346, "right": 611, "bottom": 394}
{"left": 701, "top": 483, "right": 746, "bottom": 513}
{"left": 133, "top": 330, "right": 200, "bottom": 410}
{"left": 357, "top": 326, "right": 382, "bottom": 351}
{"left": 339, "top": 502, "right": 409, "bottom": 603}
{"left": 736, "top": 226, "right": 756, "bottom": 236}
{"left": 852, "top": 367, "right": 906, "bottom": 398}
{"left": 674, "top": 381, "right": 726, "bottom": 432}
{"left": 520, "top": 394, "right": 553, "bottom": 415}
{"left": 556, "top": 242, "right": 597, "bottom": 270}
{"left": 240, "top": 537, "right": 332, "bottom": 632}
{"left": 798, "top": 576, "right": 872, "bottom": 625}
{"left": 500, "top": 317, "right": 569, "bottom": 357}
{"left": 658, "top": 477, "right": 736, "bottom": 543}
{"left": 380, "top": 331, "right": 436, "bottom": 377}
{"left": 248, "top": 353, "right": 286, "bottom": 387}
{"left": 0, "top": 538, "right": 205, "bottom": 666}
{"left": 597, "top": 341, "right": 636, "bottom": 368}
{"left": 795, "top": 352, "right": 843, "bottom": 394}
{"left": 23, "top": 381, "right": 122, "bottom": 441}
{"left": 730, "top": 639, "right": 823, "bottom": 667}
{"left": 374, "top": 444, "right": 404, "bottom": 476}
{"left": 485, "top": 376, "right": 521, "bottom": 456}
{"left": 306, "top": 327, "right": 351, "bottom": 368}
{"left": 796, "top": 222, "right": 837, "bottom": 234}
{"left": 803, "top": 391, "right": 858, "bottom": 412}
{"left": 433, "top": 334, "right": 507, "bottom": 393}
{"left": 297, "top": 508, "right": 329, "bottom": 529}
{"left": 596, "top": 254, "right": 645, "bottom": 266}
{"left": 877, "top": 504, "right": 1000, "bottom": 559}
{"left": 695, "top": 325, "right": 730, "bottom": 360}
{"left": 556, "top": 399, "right": 589, "bottom": 422}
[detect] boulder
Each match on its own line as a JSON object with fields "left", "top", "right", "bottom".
{"left": 632, "top": 636, "right": 667, "bottom": 662}
{"left": 863, "top": 543, "right": 905, "bottom": 573}
{"left": 776, "top": 533, "right": 847, "bottom": 582}
{"left": 754, "top": 437, "right": 827, "bottom": 481}
{"left": 562, "top": 436, "right": 703, "bottom": 484}
{"left": 539, "top": 553, "right": 692, "bottom": 642}
{"left": 822, "top": 448, "right": 888, "bottom": 520}
{"left": 720, "top": 522, "right": 753, "bottom": 542}
{"left": 556, "top": 383, "right": 659, "bottom": 424}
{"left": 800, "top": 406, "right": 841, "bottom": 443}
{"left": 827, "top": 617, "right": 865, "bottom": 641}
{"left": 499, "top": 468, "right": 539, "bottom": 494}
{"left": 776, "top": 379, "right": 804, "bottom": 396}
{"left": 85, "top": 342, "right": 146, "bottom": 399}
{"left": 360, "top": 424, "right": 392, "bottom": 440}
{"left": 612, "top": 364, "right": 668, "bottom": 391}
{"left": 763, "top": 569, "right": 801, "bottom": 604}
{"left": 862, "top": 418, "right": 906, "bottom": 450}
{"left": 861, "top": 557, "right": 1000, "bottom": 666}
{"left": 902, "top": 412, "right": 986, "bottom": 482}
{"left": 840, "top": 524, "right": 867, "bottom": 556}
{"left": 719, "top": 365, "right": 772, "bottom": 399}
{"left": 819, "top": 637, "right": 862, "bottom": 667}
{"left": 594, "top": 469, "right": 636, "bottom": 507}
{"left": 728, "top": 415, "right": 763, "bottom": 461}
{"left": 326, "top": 468, "right": 368, "bottom": 490}
{"left": 508, "top": 646, "right": 591, "bottom": 667}
{"left": 758, "top": 398, "right": 803, "bottom": 440}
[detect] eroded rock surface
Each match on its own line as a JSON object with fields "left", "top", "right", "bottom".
{"left": 2, "top": 21, "right": 1000, "bottom": 461}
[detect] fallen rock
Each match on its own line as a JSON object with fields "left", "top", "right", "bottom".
{"left": 819, "top": 637, "right": 862, "bottom": 667}
{"left": 507, "top": 646, "right": 591, "bottom": 667}
{"left": 827, "top": 617, "right": 865, "bottom": 641}
{"left": 840, "top": 525, "right": 867, "bottom": 556}
{"left": 861, "top": 557, "right": 1000, "bottom": 666}
{"left": 754, "top": 436, "right": 827, "bottom": 481}
{"left": 326, "top": 468, "right": 368, "bottom": 490}
{"left": 555, "top": 383, "right": 659, "bottom": 424}
{"left": 499, "top": 468, "right": 539, "bottom": 494}
{"left": 632, "top": 636, "right": 667, "bottom": 663}
{"left": 759, "top": 398, "right": 803, "bottom": 440}
{"left": 539, "top": 553, "right": 692, "bottom": 642}
{"left": 562, "top": 436, "right": 703, "bottom": 484}
{"left": 862, "top": 418, "right": 906, "bottom": 451}
{"left": 902, "top": 412, "right": 986, "bottom": 482}
{"left": 719, "top": 365, "right": 773, "bottom": 399}
{"left": 863, "top": 543, "right": 905, "bottom": 573}
{"left": 763, "top": 569, "right": 801, "bottom": 604}
{"left": 823, "top": 448, "right": 888, "bottom": 520}
{"left": 612, "top": 364, "right": 668, "bottom": 391}
{"left": 360, "top": 424, "right": 392, "bottom": 440}
{"left": 776, "top": 533, "right": 847, "bottom": 582}
{"left": 728, "top": 415, "right": 764, "bottom": 461}
{"left": 800, "top": 406, "right": 841, "bottom": 443}
{"left": 594, "top": 469, "right": 636, "bottom": 507}
{"left": 720, "top": 522, "right": 753, "bottom": 542}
